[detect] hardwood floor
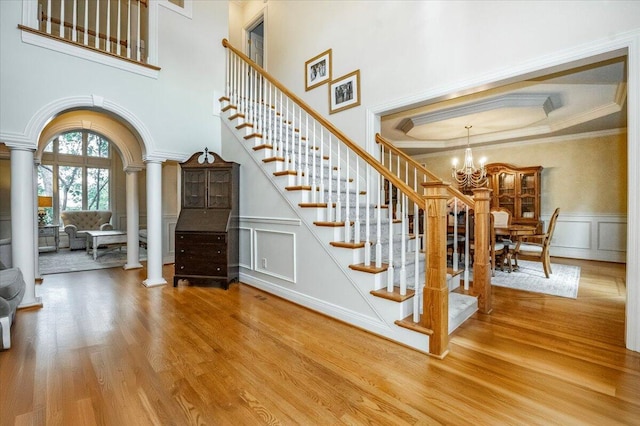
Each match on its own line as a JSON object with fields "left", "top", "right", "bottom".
{"left": 1, "top": 258, "right": 638, "bottom": 425}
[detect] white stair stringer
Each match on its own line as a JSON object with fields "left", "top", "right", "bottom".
{"left": 221, "top": 102, "right": 476, "bottom": 352}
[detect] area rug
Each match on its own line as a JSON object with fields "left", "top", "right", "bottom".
{"left": 491, "top": 260, "right": 580, "bottom": 298}
{"left": 39, "top": 247, "right": 146, "bottom": 275}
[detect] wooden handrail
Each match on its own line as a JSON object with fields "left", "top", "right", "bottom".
{"left": 222, "top": 39, "right": 425, "bottom": 208}
{"left": 375, "top": 133, "right": 474, "bottom": 207}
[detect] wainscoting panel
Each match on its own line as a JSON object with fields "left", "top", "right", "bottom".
{"left": 550, "top": 213, "right": 626, "bottom": 263}
{"left": 598, "top": 221, "right": 627, "bottom": 252}
{"left": 254, "top": 228, "right": 296, "bottom": 283}
{"left": 553, "top": 220, "right": 592, "bottom": 249}
{"left": 239, "top": 227, "right": 254, "bottom": 270}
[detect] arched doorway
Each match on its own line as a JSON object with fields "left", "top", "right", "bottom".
{"left": 35, "top": 109, "right": 147, "bottom": 275}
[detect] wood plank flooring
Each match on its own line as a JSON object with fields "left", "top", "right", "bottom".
{"left": 1, "top": 258, "right": 638, "bottom": 425}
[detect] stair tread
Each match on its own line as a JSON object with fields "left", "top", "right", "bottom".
{"left": 370, "top": 287, "right": 414, "bottom": 302}
{"left": 349, "top": 263, "right": 388, "bottom": 274}
{"left": 394, "top": 316, "right": 434, "bottom": 336}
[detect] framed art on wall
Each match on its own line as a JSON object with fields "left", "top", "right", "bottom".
{"left": 305, "top": 49, "right": 332, "bottom": 91}
{"left": 329, "top": 70, "right": 360, "bottom": 114}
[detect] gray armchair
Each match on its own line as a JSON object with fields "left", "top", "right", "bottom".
{"left": 0, "top": 266, "right": 26, "bottom": 350}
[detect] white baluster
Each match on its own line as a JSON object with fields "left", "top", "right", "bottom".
{"left": 267, "top": 81, "right": 273, "bottom": 150}
{"left": 387, "top": 178, "right": 394, "bottom": 292}
{"left": 364, "top": 163, "right": 371, "bottom": 266}
{"left": 136, "top": 0, "right": 141, "bottom": 61}
{"left": 126, "top": 0, "right": 131, "bottom": 58}
{"left": 343, "top": 149, "right": 351, "bottom": 242}
{"left": 335, "top": 143, "right": 342, "bottom": 223}
{"left": 72, "top": 0, "right": 77, "bottom": 42}
{"left": 46, "top": 0, "right": 52, "bottom": 34}
{"left": 278, "top": 91, "right": 284, "bottom": 159}
{"left": 354, "top": 158, "right": 361, "bottom": 244}
{"left": 311, "top": 120, "right": 317, "bottom": 203}
{"left": 326, "top": 133, "right": 333, "bottom": 222}
{"left": 105, "top": 0, "right": 110, "bottom": 52}
{"left": 303, "top": 114, "right": 309, "bottom": 187}
{"left": 83, "top": 0, "right": 88, "bottom": 45}
{"left": 318, "top": 126, "right": 324, "bottom": 204}
{"left": 375, "top": 169, "right": 382, "bottom": 269}
{"left": 116, "top": 0, "right": 121, "bottom": 55}
{"left": 395, "top": 155, "right": 401, "bottom": 221}
{"left": 95, "top": 0, "right": 100, "bottom": 49}
{"left": 297, "top": 109, "right": 303, "bottom": 184}
{"left": 59, "top": 0, "right": 65, "bottom": 38}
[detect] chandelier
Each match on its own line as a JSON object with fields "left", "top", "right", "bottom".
{"left": 451, "top": 125, "right": 487, "bottom": 188}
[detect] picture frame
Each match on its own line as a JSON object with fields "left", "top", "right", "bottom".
{"left": 305, "top": 49, "right": 332, "bottom": 91}
{"left": 329, "top": 70, "right": 361, "bottom": 114}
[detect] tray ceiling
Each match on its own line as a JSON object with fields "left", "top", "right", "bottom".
{"left": 380, "top": 56, "right": 627, "bottom": 156}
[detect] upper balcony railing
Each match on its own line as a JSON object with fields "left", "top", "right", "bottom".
{"left": 18, "top": 0, "right": 160, "bottom": 76}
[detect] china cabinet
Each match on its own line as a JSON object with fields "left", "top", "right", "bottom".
{"left": 485, "top": 163, "right": 543, "bottom": 231}
{"left": 174, "top": 149, "right": 240, "bottom": 289}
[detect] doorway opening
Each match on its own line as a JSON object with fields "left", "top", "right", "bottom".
{"left": 246, "top": 14, "right": 265, "bottom": 68}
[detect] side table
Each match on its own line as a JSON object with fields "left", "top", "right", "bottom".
{"left": 38, "top": 224, "right": 59, "bottom": 252}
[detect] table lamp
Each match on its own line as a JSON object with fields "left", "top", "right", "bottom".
{"left": 38, "top": 196, "right": 53, "bottom": 225}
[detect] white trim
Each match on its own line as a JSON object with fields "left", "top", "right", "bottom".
{"left": 158, "top": 0, "right": 193, "bottom": 19}
{"left": 625, "top": 32, "right": 640, "bottom": 352}
{"left": 411, "top": 128, "right": 627, "bottom": 159}
{"left": 238, "top": 227, "right": 254, "bottom": 270}
{"left": 240, "top": 216, "right": 301, "bottom": 226}
{"left": 19, "top": 30, "right": 160, "bottom": 79}
{"left": 0, "top": 95, "right": 157, "bottom": 159}
{"left": 253, "top": 228, "right": 296, "bottom": 283}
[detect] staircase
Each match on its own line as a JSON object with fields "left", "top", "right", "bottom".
{"left": 220, "top": 39, "right": 482, "bottom": 357}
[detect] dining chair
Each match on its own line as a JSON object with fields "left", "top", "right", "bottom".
{"left": 513, "top": 207, "right": 560, "bottom": 278}
{"left": 490, "top": 214, "right": 508, "bottom": 276}
{"left": 491, "top": 207, "right": 512, "bottom": 229}
{"left": 470, "top": 214, "right": 507, "bottom": 276}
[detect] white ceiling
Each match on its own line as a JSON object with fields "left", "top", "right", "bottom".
{"left": 380, "top": 56, "right": 628, "bottom": 156}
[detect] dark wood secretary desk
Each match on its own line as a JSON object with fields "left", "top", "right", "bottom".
{"left": 174, "top": 149, "right": 240, "bottom": 289}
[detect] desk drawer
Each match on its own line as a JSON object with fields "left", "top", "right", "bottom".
{"left": 175, "top": 232, "right": 226, "bottom": 244}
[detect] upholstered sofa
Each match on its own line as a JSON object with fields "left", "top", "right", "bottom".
{"left": 0, "top": 266, "right": 26, "bottom": 350}
{"left": 61, "top": 210, "right": 113, "bottom": 250}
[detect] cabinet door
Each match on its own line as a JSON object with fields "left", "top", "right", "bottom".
{"left": 496, "top": 172, "right": 516, "bottom": 217}
{"left": 183, "top": 170, "right": 206, "bottom": 208}
{"left": 518, "top": 171, "right": 538, "bottom": 220}
{"left": 208, "top": 170, "right": 232, "bottom": 208}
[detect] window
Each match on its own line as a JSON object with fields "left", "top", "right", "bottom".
{"left": 39, "top": 131, "right": 113, "bottom": 226}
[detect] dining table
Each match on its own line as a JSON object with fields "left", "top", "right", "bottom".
{"left": 494, "top": 224, "right": 537, "bottom": 272}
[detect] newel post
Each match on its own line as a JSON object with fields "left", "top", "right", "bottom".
{"left": 422, "top": 181, "right": 450, "bottom": 358}
{"left": 472, "top": 187, "right": 492, "bottom": 314}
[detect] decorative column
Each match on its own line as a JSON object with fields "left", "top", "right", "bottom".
{"left": 142, "top": 159, "right": 166, "bottom": 287}
{"left": 124, "top": 167, "right": 142, "bottom": 270}
{"left": 422, "top": 181, "right": 450, "bottom": 358}
{"left": 472, "top": 187, "right": 492, "bottom": 314}
{"left": 10, "top": 147, "right": 42, "bottom": 309}
{"left": 33, "top": 158, "right": 41, "bottom": 280}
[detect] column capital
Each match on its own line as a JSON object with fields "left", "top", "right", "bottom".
{"left": 143, "top": 155, "right": 166, "bottom": 164}
{"left": 124, "top": 166, "right": 144, "bottom": 173}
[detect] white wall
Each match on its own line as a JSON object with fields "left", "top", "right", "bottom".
{"left": 0, "top": 0, "right": 228, "bottom": 159}
{"left": 230, "top": 1, "right": 640, "bottom": 148}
